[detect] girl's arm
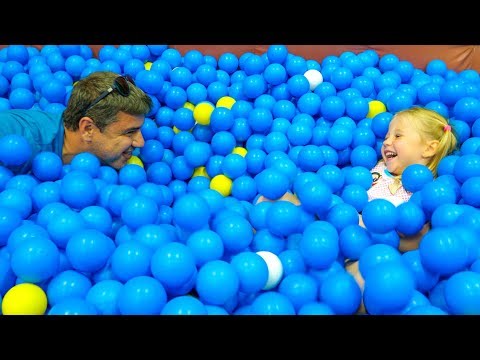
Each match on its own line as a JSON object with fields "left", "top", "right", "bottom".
{"left": 397, "top": 222, "right": 430, "bottom": 252}
{"left": 358, "top": 213, "right": 430, "bottom": 252}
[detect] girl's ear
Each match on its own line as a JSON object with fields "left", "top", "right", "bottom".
{"left": 423, "top": 139, "right": 439, "bottom": 158}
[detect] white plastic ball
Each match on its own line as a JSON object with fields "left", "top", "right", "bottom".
{"left": 256, "top": 250, "right": 284, "bottom": 290}
{"left": 303, "top": 69, "right": 324, "bottom": 91}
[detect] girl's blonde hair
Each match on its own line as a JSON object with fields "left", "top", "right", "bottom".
{"left": 394, "top": 106, "right": 458, "bottom": 176}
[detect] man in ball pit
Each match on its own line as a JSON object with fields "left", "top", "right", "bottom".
{"left": 0, "top": 71, "right": 152, "bottom": 174}
{"left": 256, "top": 106, "right": 459, "bottom": 314}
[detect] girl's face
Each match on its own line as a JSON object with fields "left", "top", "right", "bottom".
{"left": 382, "top": 115, "right": 430, "bottom": 176}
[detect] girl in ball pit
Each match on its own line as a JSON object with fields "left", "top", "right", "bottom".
{"left": 256, "top": 106, "right": 458, "bottom": 313}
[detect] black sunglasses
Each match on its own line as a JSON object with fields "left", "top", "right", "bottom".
{"left": 82, "top": 75, "right": 135, "bottom": 116}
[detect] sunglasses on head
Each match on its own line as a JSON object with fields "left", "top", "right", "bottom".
{"left": 82, "top": 75, "right": 135, "bottom": 116}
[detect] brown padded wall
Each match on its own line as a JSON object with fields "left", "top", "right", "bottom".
{"left": 170, "top": 45, "right": 480, "bottom": 73}
{"left": 3, "top": 45, "right": 480, "bottom": 73}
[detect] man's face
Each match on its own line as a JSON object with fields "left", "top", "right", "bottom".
{"left": 89, "top": 112, "right": 145, "bottom": 170}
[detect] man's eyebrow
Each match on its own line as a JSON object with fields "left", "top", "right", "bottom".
{"left": 123, "top": 126, "right": 141, "bottom": 133}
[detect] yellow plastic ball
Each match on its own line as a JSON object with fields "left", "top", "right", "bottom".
{"left": 183, "top": 102, "right": 195, "bottom": 111}
{"left": 216, "top": 96, "right": 236, "bottom": 109}
{"left": 2, "top": 283, "right": 48, "bottom": 315}
{"left": 367, "top": 100, "right": 387, "bottom": 118}
{"left": 193, "top": 102, "right": 215, "bottom": 125}
{"left": 173, "top": 126, "right": 182, "bottom": 134}
{"left": 210, "top": 174, "right": 232, "bottom": 197}
{"left": 193, "top": 166, "right": 210, "bottom": 178}
{"left": 126, "top": 155, "right": 144, "bottom": 168}
{"left": 232, "top": 146, "right": 247, "bottom": 157}
{"left": 144, "top": 61, "right": 152, "bottom": 70}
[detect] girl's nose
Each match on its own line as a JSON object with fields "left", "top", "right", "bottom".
{"left": 383, "top": 135, "right": 392, "bottom": 146}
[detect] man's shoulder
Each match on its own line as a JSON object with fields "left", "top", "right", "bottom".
{"left": 0, "top": 109, "right": 62, "bottom": 123}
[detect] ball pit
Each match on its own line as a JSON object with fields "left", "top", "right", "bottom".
{"left": 1, "top": 44, "right": 480, "bottom": 315}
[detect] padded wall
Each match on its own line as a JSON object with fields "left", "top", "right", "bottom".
{"left": 3, "top": 45, "right": 479, "bottom": 73}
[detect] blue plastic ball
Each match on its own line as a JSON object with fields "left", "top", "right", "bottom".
{"left": 267, "top": 45, "right": 288, "bottom": 64}
{"left": 363, "top": 261, "right": 415, "bottom": 315}
{"left": 79, "top": 205, "right": 113, "bottom": 235}
{"left": 185, "top": 229, "right": 223, "bottom": 267}
{"left": 265, "top": 200, "right": 301, "bottom": 237}
{"left": 362, "top": 199, "right": 398, "bottom": 234}
{"left": 135, "top": 69, "right": 164, "bottom": 96}
{"left": 211, "top": 131, "right": 236, "bottom": 156}
{"left": 444, "top": 271, "right": 480, "bottom": 315}
{"left": 150, "top": 241, "right": 197, "bottom": 291}
{"left": 70, "top": 152, "right": 100, "bottom": 177}
{"left": 30, "top": 181, "right": 60, "bottom": 212}
{"left": 0, "top": 134, "right": 32, "bottom": 167}
{"left": 402, "top": 163, "right": 434, "bottom": 193}
{"left": 419, "top": 228, "right": 469, "bottom": 276}
{"left": 97, "top": 166, "right": 118, "bottom": 185}
{"left": 107, "top": 184, "right": 136, "bottom": 217}
{"left": 338, "top": 224, "right": 373, "bottom": 260}
{"left": 60, "top": 170, "right": 97, "bottom": 210}
{"left": 196, "top": 259, "right": 240, "bottom": 306}
{"left": 279, "top": 272, "right": 319, "bottom": 312}
{"left": 298, "top": 302, "right": 335, "bottom": 315}
{"left": 230, "top": 251, "right": 269, "bottom": 294}
{"left": 161, "top": 295, "right": 208, "bottom": 315}
{"left": 299, "top": 221, "right": 339, "bottom": 270}
{"left": 65, "top": 228, "right": 115, "bottom": 273}
{"left": 48, "top": 298, "right": 97, "bottom": 315}
{"left": 110, "top": 241, "right": 153, "bottom": 282}
{"left": 420, "top": 179, "right": 458, "bottom": 217}
{"left": 118, "top": 164, "right": 147, "bottom": 187}
{"left": 117, "top": 275, "right": 167, "bottom": 315}
{"left": 120, "top": 195, "right": 158, "bottom": 230}
{"left": 320, "top": 95, "right": 346, "bottom": 121}
{"left": 172, "top": 193, "right": 211, "bottom": 231}
{"left": 217, "top": 52, "right": 239, "bottom": 74}
{"left": 231, "top": 175, "right": 257, "bottom": 202}
{"left": 254, "top": 168, "right": 290, "bottom": 201}
{"left": 345, "top": 96, "right": 369, "bottom": 120}
{"left": 297, "top": 145, "right": 325, "bottom": 172}
{"left": 214, "top": 214, "right": 253, "bottom": 253}
{"left": 86, "top": 279, "right": 123, "bottom": 315}
{"left": 394, "top": 201, "right": 426, "bottom": 236}
{"left": 278, "top": 249, "right": 306, "bottom": 276}
{"left": 10, "top": 236, "right": 60, "bottom": 283}
{"left": 320, "top": 271, "right": 362, "bottom": 314}
{"left": 401, "top": 250, "right": 439, "bottom": 293}
{"left": 326, "top": 203, "right": 360, "bottom": 232}
{"left": 250, "top": 291, "right": 295, "bottom": 315}
{"left": 264, "top": 63, "right": 287, "bottom": 86}
{"left": 46, "top": 269, "right": 92, "bottom": 307}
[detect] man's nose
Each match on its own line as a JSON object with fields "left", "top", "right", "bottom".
{"left": 132, "top": 130, "right": 145, "bottom": 148}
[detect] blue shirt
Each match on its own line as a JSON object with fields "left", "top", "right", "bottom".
{"left": 0, "top": 109, "right": 64, "bottom": 174}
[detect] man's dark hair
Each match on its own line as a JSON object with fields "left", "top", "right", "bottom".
{"left": 62, "top": 71, "right": 153, "bottom": 131}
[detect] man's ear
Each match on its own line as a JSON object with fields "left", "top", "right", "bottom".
{"left": 78, "top": 116, "right": 95, "bottom": 142}
{"left": 423, "top": 139, "right": 439, "bottom": 158}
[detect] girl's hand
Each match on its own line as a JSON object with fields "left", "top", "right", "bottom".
{"left": 398, "top": 222, "right": 431, "bottom": 252}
